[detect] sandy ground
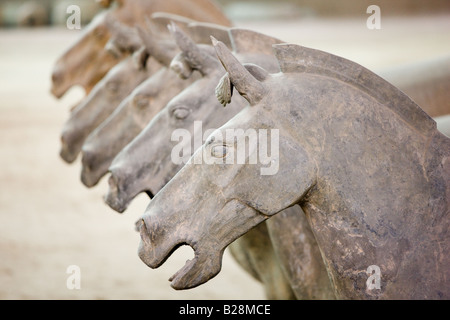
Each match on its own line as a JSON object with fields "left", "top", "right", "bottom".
{"left": 0, "top": 14, "right": 449, "bottom": 300}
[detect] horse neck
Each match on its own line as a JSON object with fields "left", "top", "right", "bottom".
{"left": 274, "top": 44, "right": 436, "bottom": 135}
{"left": 280, "top": 72, "right": 450, "bottom": 298}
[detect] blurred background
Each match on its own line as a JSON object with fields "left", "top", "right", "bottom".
{"left": 0, "top": 0, "right": 449, "bottom": 299}
{"left": 1, "top": 0, "right": 450, "bottom": 27}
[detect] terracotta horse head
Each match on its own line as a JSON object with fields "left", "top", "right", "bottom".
{"left": 51, "top": 10, "right": 119, "bottom": 98}
{"left": 59, "top": 14, "right": 199, "bottom": 165}
{"left": 104, "top": 25, "right": 285, "bottom": 211}
{"left": 78, "top": 20, "right": 203, "bottom": 188}
{"left": 59, "top": 52, "right": 159, "bottom": 165}
{"left": 109, "top": 26, "right": 334, "bottom": 300}
{"left": 138, "top": 39, "right": 450, "bottom": 299}
{"left": 50, "top": 0, "right": 231, "bottom": 98}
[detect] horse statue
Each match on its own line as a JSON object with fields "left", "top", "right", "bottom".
{"left": 58, "top": 13, "right": 196, "bottom": 166}
{"left": 107, "top": 25, "right": 335, "bottom": 299}
{"left": 137, "top": 38, "right": 450, "bottom": 299}
{"left": 59, "top": 50, "right": 158, "bottom": 165}
{"left": 79, "top": 21, "right": 229, "bottom": 188}
{"left": 50, "top": 0, "right": 231, "bottom": 98}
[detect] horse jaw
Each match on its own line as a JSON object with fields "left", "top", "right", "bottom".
{"left": 168, "top": 246, "right": 223, "bottom": 290}
{"left": 138, "top": 198, "right": 268, "bottom": 290}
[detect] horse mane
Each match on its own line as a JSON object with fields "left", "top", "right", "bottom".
{"left": 229, "top": 28, "right": 283, "bottom": 55}
{"left": 187, "top": 22, "right": 232, "bottom": 48}
{"left": 273, "top": 43, "right": 436, "bottom": 135}
{"left": 150, "top": 12, "right": 195, "bottom": 34}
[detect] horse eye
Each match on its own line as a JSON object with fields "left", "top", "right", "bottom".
{"left": 211, "top": 145, "right": 227, "bottom": 158}
{"left": 134, "top": 97, "right": 148, "bottom": 109}
{"left": 172, "top": 107, "right": 190, "bottom": 120}
{"left": 94, "top": 28, "right": 105, "bottom": 39}
{"left": 106, "top": 82, "right": 118, "bottom": 92}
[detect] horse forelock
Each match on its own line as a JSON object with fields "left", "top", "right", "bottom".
{"left": 273, "top": 44, "right": 437, "bottom": 136}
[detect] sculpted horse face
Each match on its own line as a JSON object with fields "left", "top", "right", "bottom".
{"left": 104, "top": 23, "right": 231, "bottom": 212}
{"left": 104, "top": 19, "right": 142, "bottom": 58}
{"left": 105, "top": 25, "right": 275, "bottom": 213}
{"left": 79, "top": 24, "right": 200, "bottom": 190}
{"left": 50, "top": 0, "right": 231, "bottom": 98}
{"left": 58, "top": 14, "right": 203, "bottom": 165}
{"left": 138, "top": 39, "right": 450, "bottom": 298}
{"left": 77, "top": 59, "right": 163, "bottom": 188}
{"left": 125, "top": 27, "right": 335, "bottom": 299}
{"left": 104, "top": 12, "right": 198, "bottom": 60}
{"left": 59, "top": 53, "right": 159, "bottom": 165}
{"left": 51, "top": 11, "right": 120, "bottom": 98}
{"left": 108, "top": 26, "right": 294, "bottom": 299}
{"left": 79, "top": 21, "right": 233, "bottom": 192}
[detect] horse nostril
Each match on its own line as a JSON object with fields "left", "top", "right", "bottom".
{"left": 137, "top": 218, "right": 152, "bottom": 243}
{"left": 51, "top": 69, "right": 63, "bottom": 84}
{"left": 105, "top": 41, "right": 122, "bottom": 58}
{"left": 104, "top": 170, "right": 130, "bottom": 213}
{"left": 107, "top": 172, "right": 120, "bottom": 192}
{"left": 135, "top": 218, "right": 144, "bottom": 232}
{"left": 81, "top": 148, "right": 97, "bottom": 170}
{"left": 60, "top": 133, "right": 66, "bottom": 145}
{"left": 170, "top": 60, "right": 182, "bottom": 74}
{"left": 60, "top": 128, "right": 73, "bottom": 146}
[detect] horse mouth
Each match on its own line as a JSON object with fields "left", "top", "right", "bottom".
{"left": 80, "top": 152, "right": 110, "bottom": 188}
{"left": 169, "top": 245, "right": 222, "bottom": 290}
{"left": 104, "top": 189, "right": 128, "bottom": 213}
{"left": 104, "top": 171, "right": 156, "bottom": 213}
{"left": 137, "top": 218, "right": 222, "bottom": 290}
{"left": 51, "top": 86, "right": 65, "bottom": 99}
{"left": 145, "top": 189, "right": 155, "bottom": 199}
{"left": 168, "top": 254, "right": 203, "bottom": 289}
{"left": 80, "top": 166, "right": 100, "bottom": 188}
{"left": 50, "top": 79, "right": 64, "bottom": 99}
{"left": 50, "top": 77, "right": 72, "bottom": 99}
{"left": 137, "top": 218, "right": 179, "bottom": 268}
{"left": 104, "top": 174, "right": 129, "bottom": 213}
{"left": 59, "top": 144, "right": 78, "bottom": 164}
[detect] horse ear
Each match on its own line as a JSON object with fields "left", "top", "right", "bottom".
{"left": 216, "top": 63, "right": 269, "bottom": 107}
{"left": 106, "top": 21, "right": 142, "bottom": 57}
{"left": 211, "top": 37, "right": 266, "bottom": 106}
{"left": 215, "top": 72, "right": 233, "bottom": 107}
{"left": 157, "top": 18, "right": 192, "bottom": 78}
{"left": 104, "top": 18, "right": 122, "bottom": 58}
{"left": 136, "top": 26, "right": 178, "bottom": 67}
{"left": 244, "top": 63, "right": 270, "bottom": 81}
{"left": 132, "top": 46, "right": 149, "bottom": 70}
{"left": 168, "top": 21, "right": 217, "bottom": 76}
{"left": 170, "top": 52, "right": 194, "bottom": 79}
